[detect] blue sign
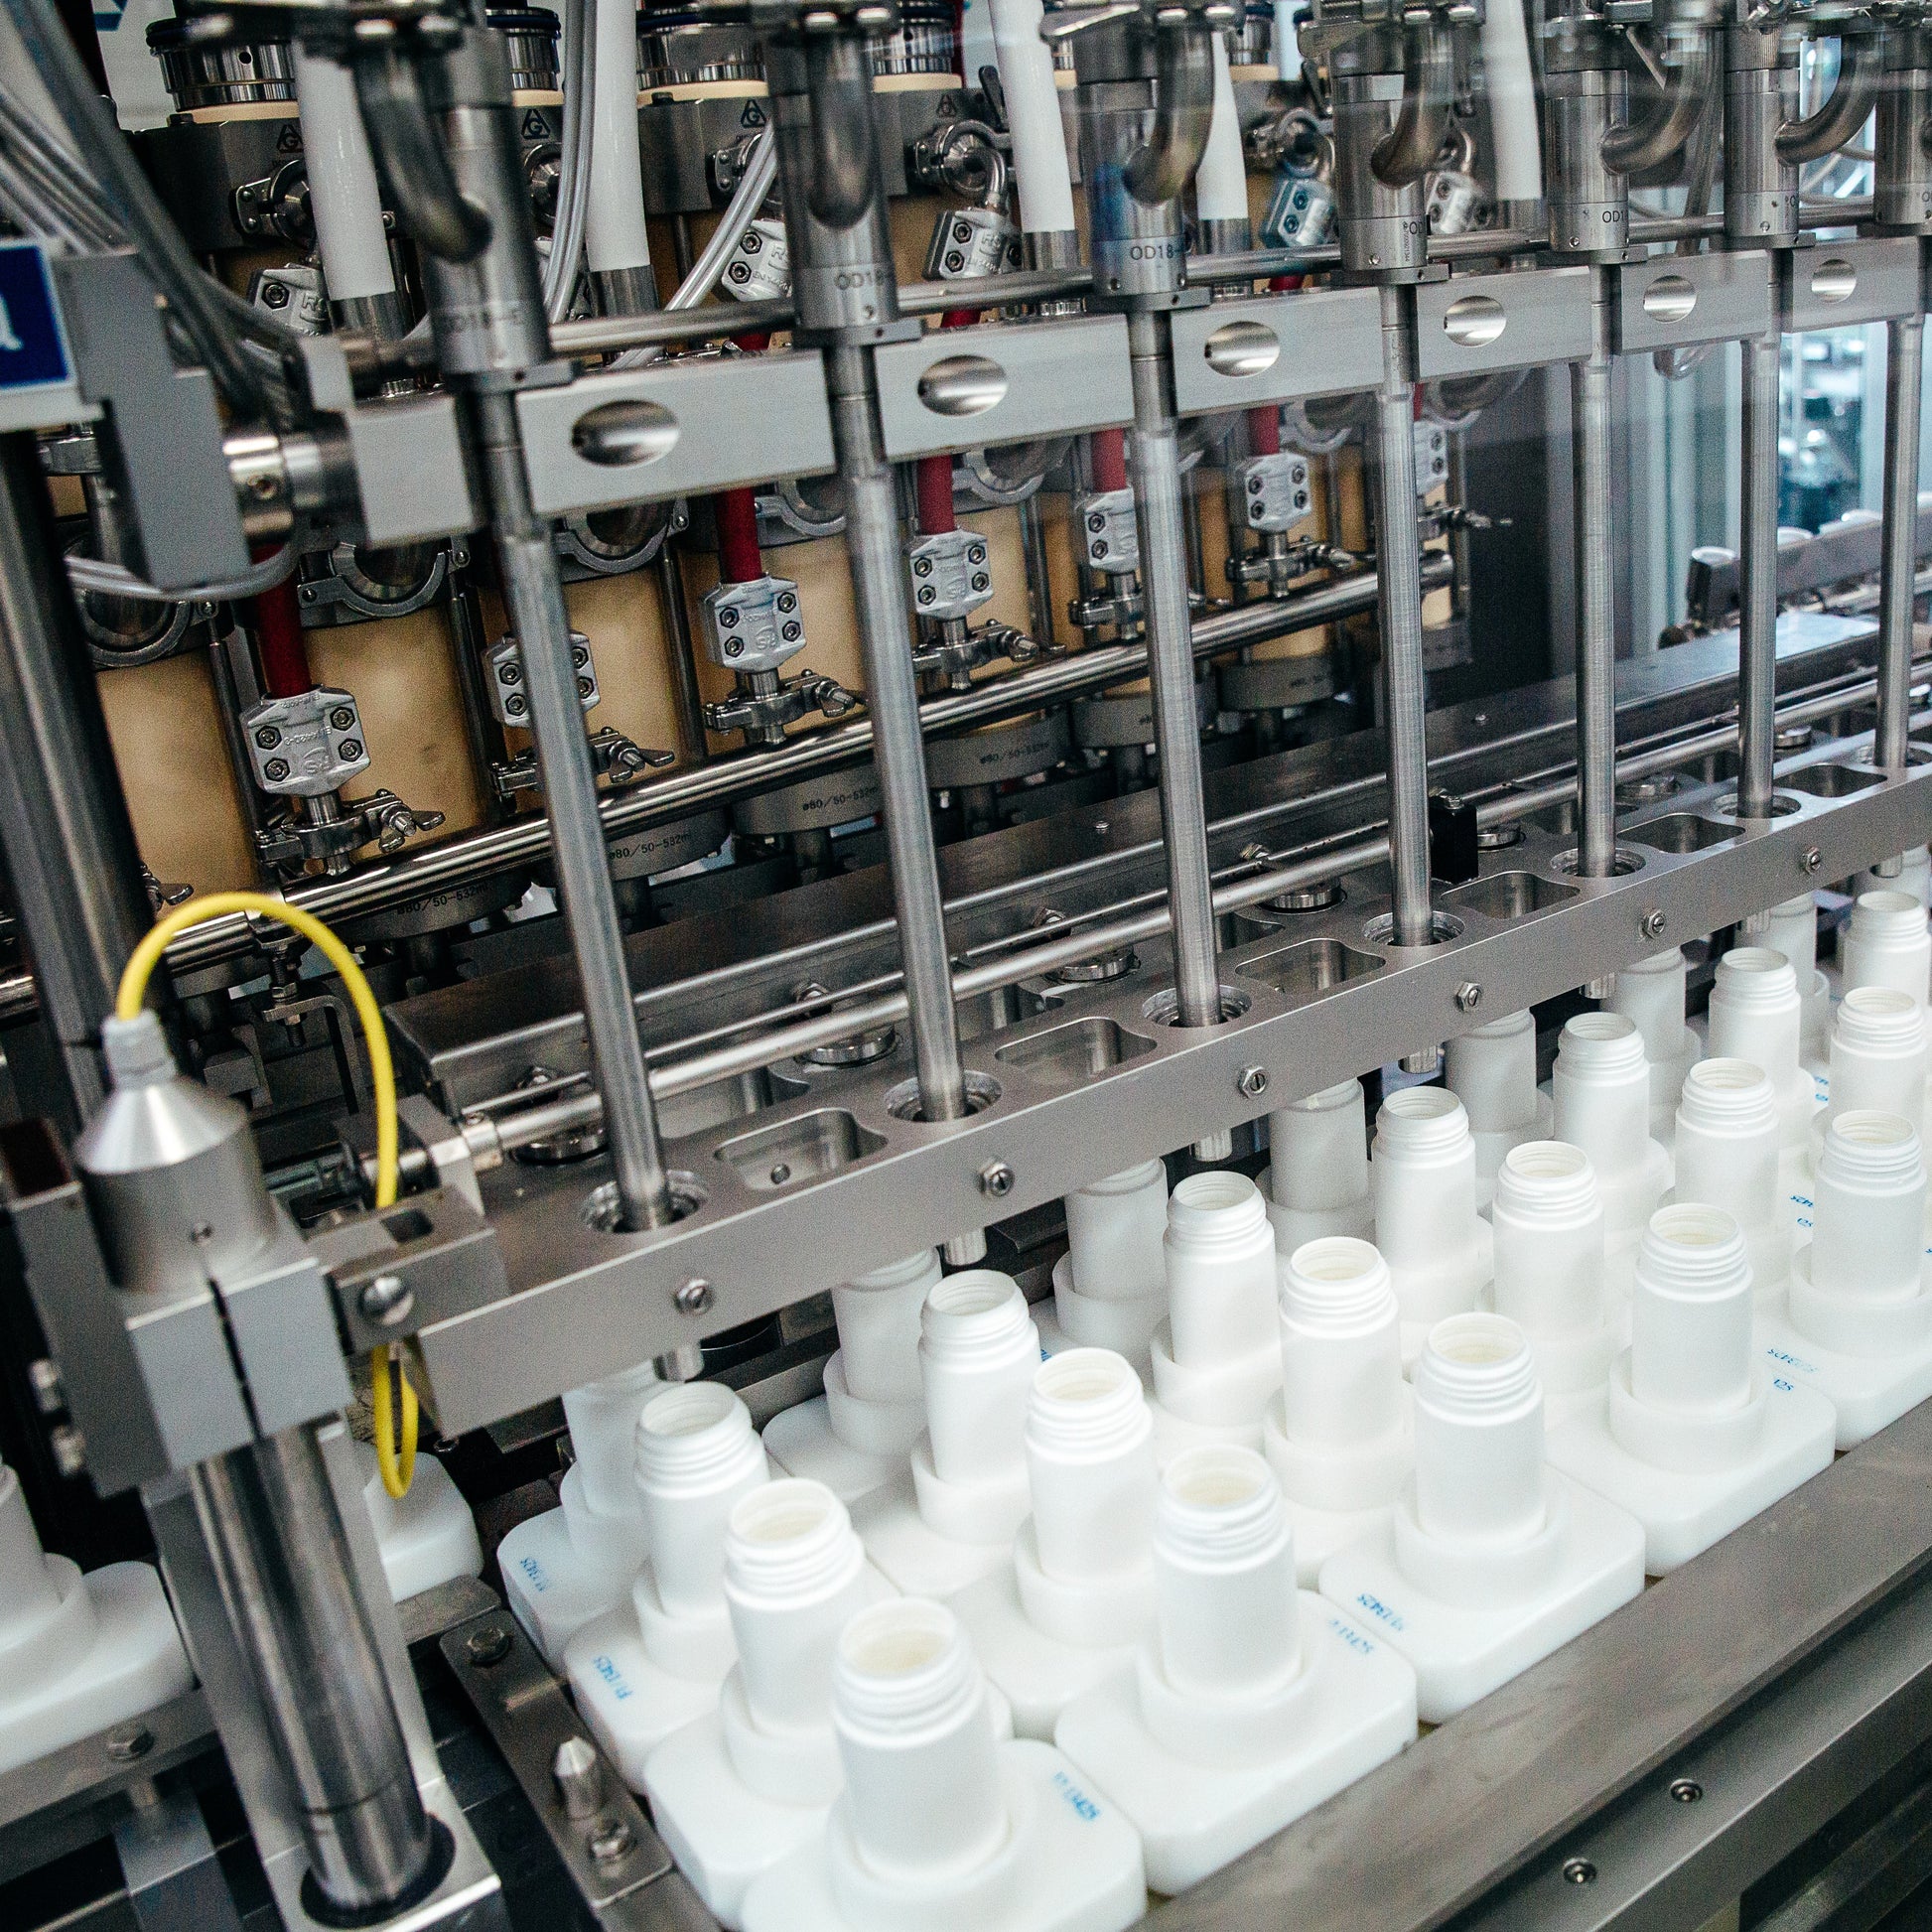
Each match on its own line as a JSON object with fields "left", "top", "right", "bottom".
{"left": 0, "top": 242, "right": 70, "bottom": 393}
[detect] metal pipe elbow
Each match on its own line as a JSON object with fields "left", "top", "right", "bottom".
{"left": 1369, "top": 23, "right": 1455, "bottom": 191}
{"left": 1777, "top": 31, "right": 1882, "bottom": 164}
{"left": 1600, "top": 28, "right": 1712, "bottom": 175}
{"left": 351, "top": 49, "right": 492, "bottom": 263}
{"left": 1123, "top": 22, "right": 1217, "bottom": 206}
{"left": 803, "top": 34, "right": 880, "bottom": 229}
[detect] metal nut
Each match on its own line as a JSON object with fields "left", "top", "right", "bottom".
{"left": 1236, "top": 1064, "right": 1269, "bottom": 1098}
{"left": 358, "top": 1272, "right": 413, "bottom": 1327}
{"left": 1639, "top": 907, "right": 1667, "bottom": 940}
{"left": 674, "top": 1278, "right": 714, "bottom": 1316}
{"left": 978, "top": 1160, "right": 1016, "bottom": 1198}
{"left": 49, "top": 1425, "right": 85, "bottom": 1477}
{"left": 1454, "top": 981, "right": 1481, "bottom": 1012}
{"left": 589, "top": 1820, "right": 635, "bottom": 1865}
{"left": 465, "top": 1623, "right": 511, "bottom": 1668}
{"left": 105, "top": 1723, "right": 154, "bottom": 1762}
{"left": 1802, "top": 844, "right": 1823, "bottom": 874}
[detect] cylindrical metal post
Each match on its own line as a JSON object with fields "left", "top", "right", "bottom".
{"left": 0, "top": 433, "right": 154, "bottom": 1120}
{"left": 1877, "top": 311, "right": 1924, "bottom": 769}
{"left": 1370, "top": 285, "right": 1432, "bottom": 945}
{"left": 190, "top": 1427, "right": 438, "bottom": 1917}
{"left": 1128, "top": 309, "right": 1220, "bottom": 1029}
{"left": 824, "top": 344, "right": 966, "bottom": 1123}
{"left": 1573, "top": 269, "right": 1618, "bottom": 874}
{"left": 1736, "top": 329, "right": 1783, "bottom": 817}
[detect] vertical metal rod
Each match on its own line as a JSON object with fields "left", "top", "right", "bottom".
{"left": 1573, "top": 267, "right": 1618, "bottom": 875}
{"left": 0, "top": 433, "right": 154, "bottom": 1120}
{"left": 655, "top": 547, "right": 710, "bottom": 767}
{"left": 1018, "top": 491, "right": 1056, "bottom": 649}
{"left": 1127, "top": 308, "right": 1220, "bottom": 1027}
{"left": 189, "top": 1426, "right": 436, "bottom": 1916}
{"left": 1737, "top": 328, "right": 1784, "bottom": 817}
{"left": 1370, "top": 284, "right": 1432, "bottom": 945}
{"left": 1877, "top": 310, "right": 1925, "bottom": 770}
{"left": 472, "top": 390, "right": 674, "bottom": 1227}
{"left": 824, "top": 343, "right": 966, "bottom": 1122}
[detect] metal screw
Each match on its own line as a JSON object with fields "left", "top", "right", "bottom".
{"left": 50, "top": 1424, "right": 84, "bottom": 1477}
{"left": 466, "top": 1623, "right": 511, "bottom": 1668}
{"left": 553, "top": 1736, "right": 603, "bottom": 1818}
{"left": 1640, "top": 907, "right": 1667, "bottom": 939}
{"left": 329, "top": 706, "right": 354, "bottom": 731}
{"left": 1236, "top": 1064, "right": 1269, "bottom": 1098}
{"left": 339, "top": 740, "right": 363, "bottom": 761}
{"left": 1802, "top": 844, "right": 1823, "bottom": 874}
{"left": 263, "top": 758, "right": 290, "bottom": 782}
{"left": 359, "top": 1272, "right": 413, "bottom": 1327}
{"left": 261, "top": 279, "right": 290, "bottom": 308}
{"left": 28, "top": 1358, "right": 64, "bottom": 1415}
{"left": 674, "top": 1278, "right": 714, "bottom": 1315}
{"left": 105, "top": 1723, "right": 153, "bottom": 1762}
{"left": 589, "top": 1820, "right": 635, "bottom": 1865}
{"left": 979, "top": 1160, "right": 1016, "bottom": 1198}
{"left": 1669, "top": 1778, "right": 1703, "bottom": 1804}
{"left": 505, "top": 695, "right": 527, "bottom": 718}
{"left": 1454, "top": 981, "right": 1482, "bottom": 1012}
{"left": 1562, "top": 1859, "right": 1596, "bottom": 1886}
{"left": 768, "top": 1162, "right": 791, "bottom": 1185}
{"left": 254, "top": 725, "right": 281, "bottom": 750}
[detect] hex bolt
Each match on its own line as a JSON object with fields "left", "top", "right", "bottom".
{"left": 1802, "top": 845, "right": 1823, "bottom": 874}
{"left": 27, "top": 1358, "right": 64, "bottom": 1415}
{"left": 329, "top": 707, "right": 354, "bottom": 731}
{"left": 1562, "top": 1859, "right": 1596, "bottom": 1886}
{"left": 1640, "top": 907, "right": 1667, "bottom": 940}
{"left": 1454, "top": 982, "right": 1482, "bottom": 1012}
{"left": 674, "top": 1278, "right": 714, "bottom": 1316}
{"left": 105, "top": 1723, "right": 154, "bottom": 1763}
{"left": 1669, "top": 1778, "right": 1703, "bottom": 1804}
{"left": 979, "top": 1161, "right": 1016, "bottom": 1198}
{"left": 553, "top": 1736, "right": 604, "bottom": 1819}
{"left": 1236, "top": 1064, "right": 1269, "bottom": 1098}
{"left": 254, "top": 726, "right": 282, "bottom": 750}
{"left": 465, "top": 1623, "right": 511, "bottom": 1668}
{"left": 358, "top": 1272, "right": 413, "bottom": 1327}
{"left": 589, "top": 1820, "right": 635, "bottom": 1865}
{"left": 263, "top": 758, "right": 290, "bottom": 782}
{"left": 49, "top": 1423, "right": 84, "bottom": 1477}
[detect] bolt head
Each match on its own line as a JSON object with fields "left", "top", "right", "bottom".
{"left": 1669, "top": 1778, "right": 1703, "bottom": 1804}
{"left": 359, "top": 1272, "right": 413, "bottom": 1327}
{"left": 254, "top": 726, "right": 282, "bottom": 750}
{"left": 589, "top": 1820, "right": 635, "bottom": 1865}
{"left": 1236, "top": 1063, "right": 1269, "bottom": 1098}
{"left": 978, "top": 1160, "right": 1016, "bottom": 1198}
{"left": 263, "top": 758, "right": 290, "bottom": 782}
{"left": 1640, "top": 907, "right": 1667, "bottom": 939}
{"left": 1802, "top": 844, "right": 1823, "bottom": 874}
{"left": 339, "top": 740, "right": 362, "bottom": 761}
{"left": 466, "top": 1623, "right": 511, "bottom": 1668}
{"left": 674, "top": 1278, "right": 714, "bottom": 1316}
{"left": 49, "top": 1424, "right": 84, "bottom": 1477}
{"left": 1562, "top": 1859, "right": 1596, "bottom": 1886}
{"left": 105, "top": 1723, "right": 154, "bottom": 1762}
{"left": 329, "top": 706, "right": 354, "bottom": 731}
{"left": 1454, "top": 981, "right": 1482, "bottom": 1012}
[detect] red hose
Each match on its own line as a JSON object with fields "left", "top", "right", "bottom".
{"left": 714, "top": 333, "right": 772, "bottom": 583}
{"left": 914, "top": 310, "right": 979, "bottom": 536}
{"left": 250, "top": 568, "right": 313, "bottom": 699}
{"left": 1090, "top": 427, "right": 1128, "bottom": 493}
{"left": 1247, "top": 406, "right": 1281, "bottom": 457}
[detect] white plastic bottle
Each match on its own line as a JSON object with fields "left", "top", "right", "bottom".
{"left": 1489, "top": 1141, "right": 1617, "bottom": 1418}
{"left": 1040, "top": 1161, "right": 1170, "bottom": 1370}
{"left": 1670, "top": 1058, "right": 1792, "bottom": 1297}
{"left": 1149, "top": 1171, "right": 1284, "bottom": 1449}
{"left": 741, "top": 1599, "right": 1146, "bottom": 1932}
{"left": 955, "top": 1347, "right": 1159, "bottom": 1736}
{"left": 1369, "top": 1087, "right": 1493, "bottom": 1358}
{"left": 1706, "top": 946, "right": 1817, "bottom": 1150}
{"left": 1758, "top": 894, "right": 1831, "bottom": 1063}
{"left": 764, "top": 1249, "right": 940, "bottom": 1504}
{"left": 1610, "top": 947, "right": 1701, "bottom": 1136}
{"left": 1261, "top": 1079, "right": 1374, "bottom": 1250}
{"left": 1446, "top": 1010, "right": 1551, "bottom": 1196}
{"left": 1840, "top": 890, "right": 1932, "bottom": 1013}
{"left": 1547, "top": 1204, "right": 1837, "bottom": 1573}
{"left": 1318, "top": 1312, "right": 1644, "bottom": 1721}
{"left": 1822, "top": 987, "right": 1928, "bottom": 1141}
{"left": 1054, "top": 1445, "right": 1415, "bottom": 1894}
{"left": 1764, "top": 1111, "right": 1932, "bottom": 1445}
{"left": 1550, "top": 1014, "right": 1671, "bottom": 1245}
{"left": 566, "top": 1383, "right": 772, "bottom": 1786}
{"left": 643, "top": 1479, "right": 888, "bottom": 1924}
{"left": 1261, "top": 1236, "right": 1412, "bottom": 1581}
{"left": 0, "top": 1463, "right": 195, "bottom": 1775}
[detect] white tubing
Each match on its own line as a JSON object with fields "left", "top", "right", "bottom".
{"left": 834, "top": 1250, "right": 941, "bottom": 1405}
{"left": 1267, "top": 1079, "right": 1369, "bottom": 1215}
{"left": 1829, "top": 987, "right": 1928, "bottom": 1126}
{"left": 1446, "top": 1010, "right": 1539, "bottom": 1142}
{"left": 1477, "top": 0, "right": 1543, "bottom": 205}
{"left": 1277, "top": 1237, "right": 1403, "bottom": 1449}
{"left": 1153, "top": 1446, "right": 1300, "bottom": 1700}
{"left": 724, "top": 1479, "right": 870, "bottom": 1736}
{"left": 987, "top": 0, "right": 1077, "bottom": 236}
{"left": 833, "top": 1599, "right": 1006, "bottom": 1884}
{"left": 1491, "top": 1142, "right": 1605, "bottom": 1341}
{"left": 1809, "top": 1112, "right": 1926, "bottom": 1303}
{"left": 1195, "top": 35, "right": 1249, "bottom": 223}
{"left": 1630, "top": 1205, "right": 1754, "bottom": 1413}
{"left": 1412, "top": 1313, "right": 1545, "bottom": 1546}
{"left": 633, "top": 1384, "right": 769, "bottom": 1619}
{"left": 292, "top": 47, "right": 396, "bottom": 302}
{"left": 918, "top": 1271, "right": 1040, "bottom": 1489}
{"left": 1841, "top": 891, "right": 1932, "bottom": 1012}
{"left": 1673, "top": 1059, "right": 1782, "bottom": 1244}
{"left": 559, "top": 1359, "right": 658, "bottom": 1519}
{"left": 1064, "top": 1160, "right": 1169, "bottom": 1302}
{"left": 585, "top": 0, "right": 652, "bottom": 273}
{"left": 1165, "top": 1172, "right": 1279, "bottom": 1369}
{"left": 1025, "top": 1348, "right": 1156, "bottom": 1585}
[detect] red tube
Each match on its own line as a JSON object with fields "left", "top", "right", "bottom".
{"left": 712, "top": 335, "right": 771, "bottom": 582}
{"left": 251, "top": 567, "right": 313, "bottom": 699}
{"left": 915, "top": 455, "right": 957, "bottom": 535}
{"left": 1247, "top": 406, "right": 1281, "bottom": 456}
{"left": 1090, "top": 427, "right": 1128, "bottom": 493}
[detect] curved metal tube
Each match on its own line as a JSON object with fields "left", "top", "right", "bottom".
{"left": 803, "top": 34, "right": 879, "bottom": 228}
{"left": 1602, "top": 26, "right": 1713, "bottom": 175}
{"left": 1778, "top": 32, "right": 1883, "bottom": 164}
{"left": 352, "top": 49, "right": 492, "bottom": 262}
{"left": 1123, "top": 21, "right": 1218, "bottom": 206}
{"left": 1369, "top": 23, "right": 1455, "bottom": 190}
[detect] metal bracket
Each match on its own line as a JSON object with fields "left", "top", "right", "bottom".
{"left": 1612, "top": 248, "right": 1775, "bottom": 352}
{"left": 1170, "top": 286, "right": 1386, "bottom": 415}
{"left": 1779, "top": 233, "right": 1924, "bottom": 332}
{"left": 310, "top": 1185, "right": 510, "bottom": 1354}
{"left": 1416, "top": 265, "right": 1595, "bottom": 378}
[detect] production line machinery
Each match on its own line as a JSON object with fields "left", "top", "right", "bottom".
{"left": 6, "top": 0, "right": 1932, "bottom": 1922}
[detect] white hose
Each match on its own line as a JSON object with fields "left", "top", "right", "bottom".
{"left": 987, "top": 0, "right": 1075, "bottom": 237}
{"left": 585, "top": 0, "right": 652, "bottom": 274}
{"left": 1195, "top": 34, "right": 1248, "bottom": 224}
{"left": 543, "top": 0, "right": 594, "bottom": 322}
{"left": 293, "top": 47, "right": 396, "bottom": 302}
{"left": 1479, "top": 0, "right": 1543, "bottom": 207}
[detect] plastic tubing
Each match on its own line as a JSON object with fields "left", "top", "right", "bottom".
{"left": 833, "top": 1250, "right": 941, "bottom": 1405}
{"left": 1064, "top": 1160, "right": 1169, "bottom": 1302}
{"left": 1630, "top": 1204, "right": 1753, "bottom": 1414}
{"left": 833, "top": 1598, "right": 1007, "bottom": 1883}
{"left": 918, "top": 1271, "right": 1040, "bottom": 1488}
{"left": 1673, "top": 1058, "right": 1781, "bottom": 1240}
{"left": 1412, "top": 1312, "right": 1545, "bottom": 1546}
{"left": 1164, "top": 1172, "right": 1279, "bottom": 1368}
{"left": 1829, "top": 987, "right": 1928, "bottom": 1126}
{"left": 987, "top": 0, "right": 1077, "bottom": 237}
{"left": 293, "top": 47, "right": 396, "bottom": 302}
{"left": 1477, "top": 0, "right": 1544, "bottom": 205}
{"left": 1841, "top": 891, "right": 1931, "bottom": 1011}
{"left": 724, "top": 1479, "right": 870, "bottom": 1735}
{"left": 634, "top": 1383, "right": 769, "bottom": 1618}
{"left": 1153, "top": 1445, "right": 1300, "bottom": 1701}
{"left": 1491, "top": 1141, "right": 1604, "bottom": 1340}
{"left": 1195, "top": 34, "right": 1249, "bottom": 223}
{"left": 1810, "top": 1111, "right": 1926, "bottom": 1304}
{"left": 1277, "top": 1237, "right": 1402, "bottom": 1449}
{"left": 1025, "top": 1348, "right": 1156, "bottom": 1583}
{"left": 585, "top": 0, "right": 652, "bottom": 274}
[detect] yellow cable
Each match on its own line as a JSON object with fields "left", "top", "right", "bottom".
{"left": 114, "top": 891, "right": 417, "bottom": 1494}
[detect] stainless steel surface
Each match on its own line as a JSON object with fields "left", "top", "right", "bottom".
{"left": 1878, "top": 311, "right": 1924, "bottom": 770}
{"left": 1737, "top": 329, "right": 1785, "bottom": 818}
{"left": 1573, "top": 265, "right": 1616, "bottom": 877}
